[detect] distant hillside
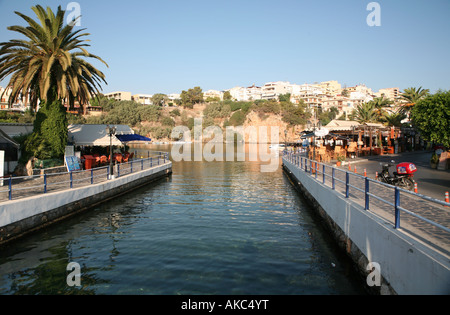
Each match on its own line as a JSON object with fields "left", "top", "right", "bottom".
{"left": 83, "top": 98, "right": 310, "bottom": 143}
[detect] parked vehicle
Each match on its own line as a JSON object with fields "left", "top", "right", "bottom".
{"left": 378, "top": 161, "right": 417, "bottom": 191}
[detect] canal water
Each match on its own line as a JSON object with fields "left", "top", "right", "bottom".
{"left": 0, "top": 145, "right": 367, "bottom": 295}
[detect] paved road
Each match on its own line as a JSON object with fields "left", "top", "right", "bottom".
{"left": 340, "top": 150, "right": 450, "bottom": 202}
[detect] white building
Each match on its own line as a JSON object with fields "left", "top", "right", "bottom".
{"left": 261, "top": 81, "right": 292, "bottom": 100}
{"left": 290, "top": 83, "right": 326, "bottom": 108}
{"left": 349, "top": 91, "right": 373, "bottom": 103}
{"left": 319, "top": 80, "right": 342, "bottom": 96}
{"left": 375, "top": 87, "right": 401, "bottom": 101}
{"left": 0, "top": 86, "right": 30, "bottom": 111}
{"left": 167, "top": 93, "right": 181, "bottom": 101}
{"left": 203, "top": 89, "right": 224, "bottom": 101}
{"left": 132, "top": 94, "right": 153, "bottom": 105}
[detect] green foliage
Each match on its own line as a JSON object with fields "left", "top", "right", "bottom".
{"left": 0, "top": 5, "right": 107, "bottom": 111}
{"left": 25, "top": 100, "right": 68, "bottom": 159}
{"left": 67, "top": 112, "right": 86, "bottom": 125}
{"left": 150, "top": 126, "right": 172, "bottom": 140}
{"left": 151, "top": 93, "right": 168, "bottom": 106}
{"left": 382, "top": 110, "right": 406, "bottom": 127}
{"left": 180, "top": 86, "right": 203, "bottom": 108}
{"left": 228, "top": 111, "right": 247, "bottom": 126}
{"left": 318, "top": 107, "right": 339, "bottom": 126}
{"left": 401, "top": 87, "right": 430, "bottom": 104}
{"left": 278, "top": 93, "right": 291, "bottom": 102}
{"left": 252, "top": 100, "right": 280, "bottom": 117}
{"left": 203, "top": 102, "right": 231, "bottom": 119}
{"left": 411, "top": 90, "right": 450, "bottom": 147}
{"left": 223, "top": 91, "right": 232, "bottom": 100}
{"left": 86, "top": 99, "right": 163, "bottom": 127}
{"left": 226, "top": 100, "right": 252, "bottom": 113}
{"left": 281, "top": 101, "right": 308, "bottom": 126}
{"left": 353, "top": 102, "right": 378, "bottom": 123}
{"left": 160, "top": 116, "right": 175, "bottom": 127}
{"left": 170, "top": 108, "right": 181, "bottom": 117}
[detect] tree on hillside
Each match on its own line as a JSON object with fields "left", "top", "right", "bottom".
{"left": 411, "top": 90, "right": 450, "bottom": 147}
{"left": 180, "top": 86, "right": 203, "bottom": 108}
{"left": 278, "top": 93, "right": 291, "bottom": 102}
{"left": 151, "top": 93, "right": 168, "bottom": 107}
{"left": 0, "top": 5, "right": 107, "bottom": 159}
{"left": 223, "top": 91, "right": 232, "bottom": 100}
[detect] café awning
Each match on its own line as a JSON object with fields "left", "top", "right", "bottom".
{"left": 115, "top": 134, "right": 152, "bottom": 143}
{"left": 68, "top": 124, "right": 134, "bottom": 146}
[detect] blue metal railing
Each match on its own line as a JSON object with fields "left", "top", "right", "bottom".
{"left": 283, "top": 151, "right": 450, "bottom": 234}
{"left": 0, "top": 151, "right": 170, "bottom": 202}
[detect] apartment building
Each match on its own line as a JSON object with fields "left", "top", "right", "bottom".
{"left": 290, "top": 83, "right": 325, "bottom": 108}
{"left": 261, "top": 81, "right": 292, "bottom": 100}
{"left": 226, "top": 85, "right": 262, "bottom": 102}
{"left": 376, "top": 87, "right": 400, "bottom": 101}
{"left": 322, "top": 95, "right": 356, "bottom": 118}
{"left": 318, "top": 80, "right": 342, "bottom": 96}
{"left": 104, "top": 91, "right": 132, "bottom": 101}
{"left": 345, "top": 84, "right": 374, "bottom": 97}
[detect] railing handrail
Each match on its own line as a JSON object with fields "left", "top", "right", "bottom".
{"left": 283, "top": 151, "right": 450, "bottom": 235}
{"left": 0, "top": 151, "right": 170, "bottom": 202}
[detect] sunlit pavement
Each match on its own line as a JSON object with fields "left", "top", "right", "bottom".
{"left": 338, "top": 150, "right": 450, "bottom": 202}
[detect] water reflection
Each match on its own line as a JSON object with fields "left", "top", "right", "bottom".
{"left": 0, "top": 144, "right": 366, "bottom": 295}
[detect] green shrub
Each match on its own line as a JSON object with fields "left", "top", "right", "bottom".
{"left": 25, "top": 100, "right": 68, "bottom": 159}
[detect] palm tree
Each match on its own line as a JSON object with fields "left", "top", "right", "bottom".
{"left": 382, "top": 110, "right": 407, "bottom": 127}
{"left": 366, "top": 97, "right": 393, "bottom": 120}
{"left": 0, "top": 5, "right": 108, "bottom": 113}
{"left": 400, "top": 87, "right": 429, "bottom": 116}
{"left": 353, "top": 102, "right": 378, "bottom": 124}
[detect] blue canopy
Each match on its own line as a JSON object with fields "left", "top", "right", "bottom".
{"left": 115, "top": 134, "right": 152, "bottom": 143}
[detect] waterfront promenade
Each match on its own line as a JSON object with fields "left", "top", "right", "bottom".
{"left": 0, "top": 153, "right": 169, "bottom": 202}
{"left": 284, "top": 150, "right": 450, "bottom": 259}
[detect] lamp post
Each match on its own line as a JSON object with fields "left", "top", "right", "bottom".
{"left": 106, "top": 125, "right": 116, "bottom": 179}
{"left": 284, "top": 130, "right": 288, "bottom": 149}
{"left": 307, "top": 106, "right": 321, "bottom": 162}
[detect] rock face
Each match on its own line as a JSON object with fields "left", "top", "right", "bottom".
{"left": 151, "top": 103, "right": 307, "bottom": 143}
{"left": 243, "top": 111, "right": 303, "bottom": 143}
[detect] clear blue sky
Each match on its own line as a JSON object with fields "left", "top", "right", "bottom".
{"left": 1, "top": 0, "right": 449, "bottom": 95}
